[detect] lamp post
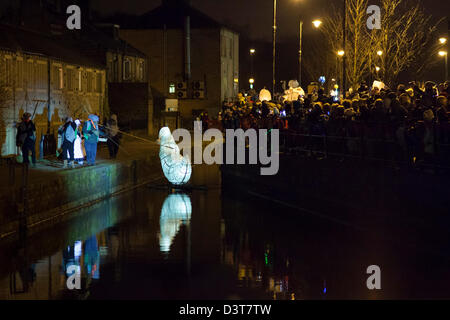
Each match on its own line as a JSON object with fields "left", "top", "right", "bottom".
{"left": 342, "top": 0, "right": 347, "bottom": 98}
{"left": 438, "top": 37, "right": 448, "bottom": 81}
{"left": 250, "top": 48, "right": 255, "bottom": 85}
{"left": 299, "top": 20, "right": 303, "bottom": 87}
{"left": 298, "top": 19, "right": 322, "bottom": 88}
{"left": 272, "top": 0, "right": 277, "bottom": 96}
{"left": 439, "top": 51, "right": 448, "bottom": 81}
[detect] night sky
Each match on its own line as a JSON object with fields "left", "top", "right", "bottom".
{"left": 93, "top": 0, "right": 449, "bottom": 42}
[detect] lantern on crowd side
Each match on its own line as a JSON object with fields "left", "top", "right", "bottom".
{"left": 259, "top": 88, "right": 272, "bottom": 102}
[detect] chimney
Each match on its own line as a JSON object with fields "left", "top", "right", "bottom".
{"left": 162, "top": 0, "right": 191, "bottom": 7}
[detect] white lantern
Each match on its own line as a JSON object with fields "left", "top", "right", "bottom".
{"left": 158, "top": 127, "right": 192, "bottom": 186}
{"left": 259, "top": 88, "right": 272, "bottom": 102}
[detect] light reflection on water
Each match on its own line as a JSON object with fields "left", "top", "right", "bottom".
{"left": 159, "top": 194, "right": 192, "bottom": 254}
{"left": 1, "top": 164, "right": 450, "bottom": 299}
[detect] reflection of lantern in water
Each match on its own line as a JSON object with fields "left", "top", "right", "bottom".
{"left": 158, "top": 127, "right": 192, "bottom": 186}
{"left": 159, "top": 193, "right": 192, "bottom": 253}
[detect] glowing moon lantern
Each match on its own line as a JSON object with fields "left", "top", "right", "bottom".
{"left": 159, "top": 193, "right": 192, "bottom": 253}
{"left": 259, "top": 88, "right": 272, "bottom": 102}
{"left": 158, "top": 127, "right": 192, "bottom": 186}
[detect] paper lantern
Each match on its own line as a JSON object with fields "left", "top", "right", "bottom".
{"left": 159, "top": 193, "right": 192, "bottom": 253}
{"left": 259, "top": 88, "right": 272, "bottom": 102}
{"left": 158, "top": 127, "right": 192, "bottom": 186}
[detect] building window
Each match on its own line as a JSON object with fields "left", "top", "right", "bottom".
{"left": 36, "top": 62, "right": 47, "bottom": 90}
{"left": 16, "top": 59, "right": 23, "bottom": 89}
{"left": 66, "top": 68, "right": 74, "bottom": 91}
{"left": 96, "top": 72, "right": 102, "bottom": 93}
{"left": 87, "top": 71, "right": 93, "bottom": 93}
{"left": 26, "top": 60, "right": 34, "bottom": 89}
{"left": 138, "top": 60, "right": 145, "bottom": 81}
{"left": 4, "top": 57, "right": 13, "bottom": 86}
{"left": 78, "top": 70, "right": 82, "bottom": 91}
{"left": 169, "top": 83, "right": 176, "bottom": 94}
{"left": 59, "top": 67, "right": 64, "bottom": 89}
{"left": 123, "top": 59, "right": 131, "bottom": 80}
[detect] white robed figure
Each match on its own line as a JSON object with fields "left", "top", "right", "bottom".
{"left": 158, "top": 127, "right": 192, "bottom": 186}
{"left": 68, "top": 119, "right": 85, "bottom": 164}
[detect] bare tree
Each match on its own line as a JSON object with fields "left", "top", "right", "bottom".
{"left": 320, "top": 0, "right": 440, "bottom": 89}
{"left": 370, "top": 0, "right": 441, "bottom": 86}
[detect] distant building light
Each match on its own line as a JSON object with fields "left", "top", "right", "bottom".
{"left": 312, "top": 20, "right": 322, "bottom": 28}
{"left": 169, "top": 83, "right": 176, "bottom": 94}
{"left": 234, "top": 78, "right": 239, "bottom": 83}
{"left": 250, "top": 49, "right": 256, "bottom": 54}
{"left": 249, "top": 78, "right": 255, "bottom": 84}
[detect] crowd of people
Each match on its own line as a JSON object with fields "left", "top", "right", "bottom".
{"left": 16, "top": 113, "right": 121, "bottom": 169}
{"left": 219, "top": 80, "right": 450, "bottom": 166}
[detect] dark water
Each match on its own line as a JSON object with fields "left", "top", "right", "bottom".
{"left": 1, "top": 164, "right": 450, "bottom": 300}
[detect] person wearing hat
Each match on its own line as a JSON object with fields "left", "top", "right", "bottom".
{"left": 58, "top": 117, "right": 77, "bottom": 168}
{"left": 83, "top": 114, "right": 100, "bottom": 165}
{"left": 16, "top": 112, "right": 37, "bottom": 167}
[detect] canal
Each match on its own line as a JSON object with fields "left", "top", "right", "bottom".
{"left": 0, "top": 164, "right": 450, "bottom": 300}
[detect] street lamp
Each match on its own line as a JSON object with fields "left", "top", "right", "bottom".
{"left": 298, "top": 19, "right": 322, "bottom": 88}
{"left": 272, "top": 0, "right": 277, "bottom": 96}
{"left": 439, "top": 37, "right": 447, "bottom": 45}
{"left": 439, "top": 51, "right": 448, "bottom": 80}
{"left": 337, "top": 50, "right": 345, "bottom": 56}
{"left": 312, "top": 20, "right": 322, "bottom": 28}
{"left": 250, "top": 48, "right": 256, "bottom": 83}
{"left": 377, "top": 50, "right": 383, "bottom": 56}
{"left": 249, "top": 78, "right": 255, "bottom": 89}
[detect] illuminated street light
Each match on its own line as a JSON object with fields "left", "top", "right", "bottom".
{"left": 438, "top": 51, "right": 448, "bottom": 81}
{"left": 250, "top": 48, "right": 256, "bottom": 54}
{"left": 337, "top": 50, "right": 345, "bottom": 56}
{"left": 312, "top": 20, "right": 322, "bottom": 28}
{"left": 375, "top": 66, "right": 380, "bottom": 72}
{"left": 439, "top": 37, "right": 447, "bottom": 45}
{"left": 249, "top": 78, "right": 255, "bottom": 84}
{"left": 377, "top": 50, "right": 383, "bottom": 56}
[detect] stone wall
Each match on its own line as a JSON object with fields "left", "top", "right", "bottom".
{"left": 0, "top": 154, "right": 161, "bottom": 240}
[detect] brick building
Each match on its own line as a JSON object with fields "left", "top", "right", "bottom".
{"left": 116, "top": 0, "right": 239, "bottom": 128}
{"left": 0, "top": 23, "right": 106, "bottom": 158}
{"left": 0, "top": 0, "right": 152, "bottom": 159}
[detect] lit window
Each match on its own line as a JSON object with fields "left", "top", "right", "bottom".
{"left": 169, "top": 83, "right": 176, "bottom": 94}
{"left": 123, "top": 59, "right": 131, "bottom": 80}
{"left": 59, "top": 67, "right": 64, "bottom": 89}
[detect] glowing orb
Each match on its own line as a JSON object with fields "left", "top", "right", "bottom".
{"left": 159, "top": 193, "right": 192, "bottom": 253}
{"left": 158, "top": 127, "right": 192, "bottom": 186}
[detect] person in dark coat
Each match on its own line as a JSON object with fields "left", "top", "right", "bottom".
{"left": 58, "top": 117, "right": 77, "bottom": 168}
{"left": 106, "top": 114, "right": 120, "bottom": 159}
{"left": 16, "top": 112, "right": 37, "bottom": 167}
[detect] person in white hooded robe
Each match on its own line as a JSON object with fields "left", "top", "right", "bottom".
{"left": 73, "top": 119, "right": 85, "bottom": 165}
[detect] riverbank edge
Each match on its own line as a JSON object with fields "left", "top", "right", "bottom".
{"left": 0, "top": 154, "right": 163, "bottom": 241}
